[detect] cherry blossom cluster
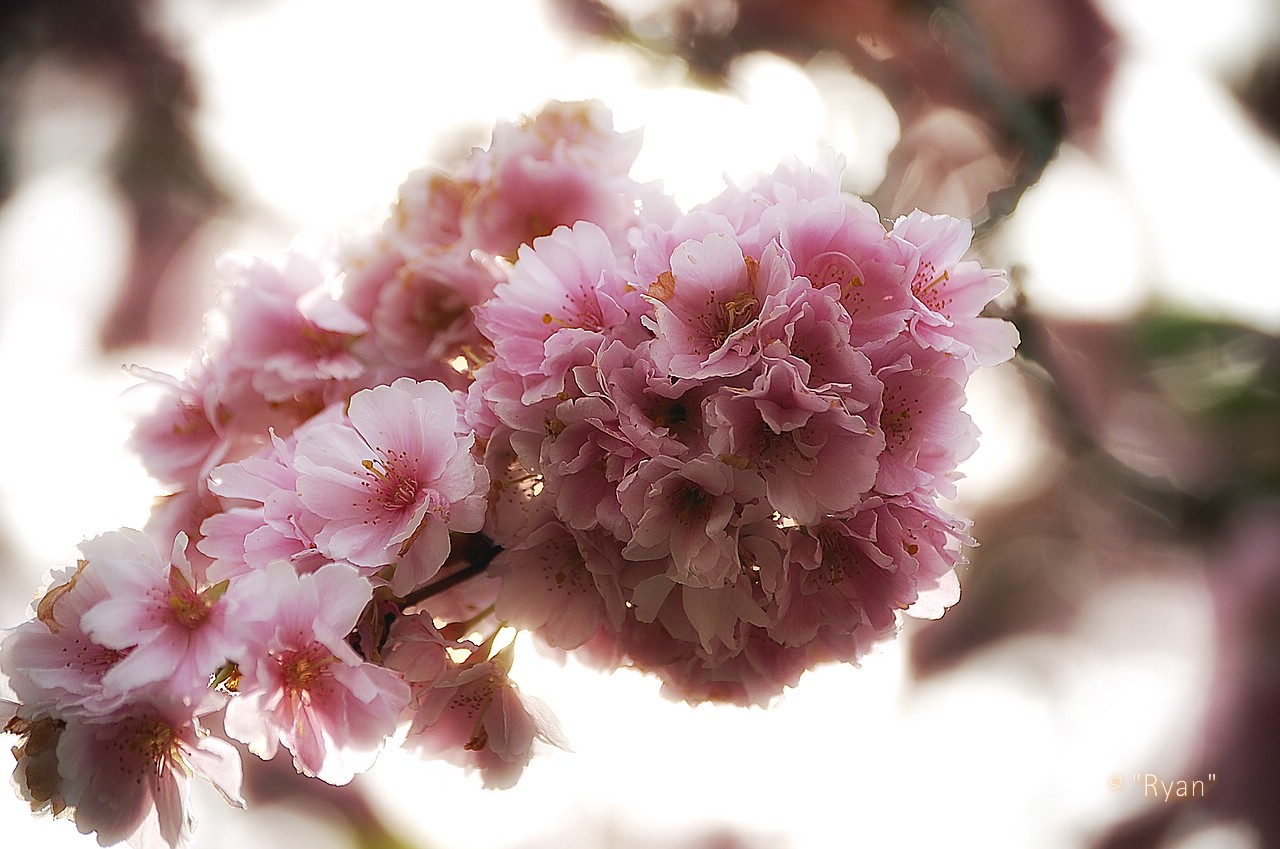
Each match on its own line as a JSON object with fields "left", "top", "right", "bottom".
{"left": 1, "top": 101, "right": 1015, "bottom": 848}
{"left": 467, "top": 153, "right": 1018, "bottom": 703}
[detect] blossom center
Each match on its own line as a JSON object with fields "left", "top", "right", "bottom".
{"left": 171, "top": 398, "right": 214, "bottom": 437}
{"left": 911, "top": 265, "right": 951, "bottom": 314}
{"left": 809, "top": 251, "right": 863, "bottom": 293}
{"left": 165, "top": 566, "right": 228, "bottom": 629}
{"left": 671, "top": 481, "right": 711, "bottom": 525}
{"left": 124, "top": 717, "right": 180, "bottom": 766}
{"left": 708, "top": 291, "right": 760, "bottom": 349}
{"left": 647, "top": 397, "right": 689, "bottom": 432}
{"left": 414, "top": 296, "right": 467, "bottom": 333}
{"left": 453, "top": 672, "right": 499, "bottom": 752}
{"left": 879, "top": 395, "right": 916, "bottom": 450}
{"left": 361, "top": 453, "right": 420, "bottom": 512}
{"left": 279, "top": 645, "right": 337, "bottom": 696}
{"left": 817, "top": 526, "right": 856, "bottom": 584}
{"left": 168, "top": 592, "right": 211, "bottom": 629}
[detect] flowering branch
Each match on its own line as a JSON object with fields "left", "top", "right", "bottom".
{"left": 1, "top": 99, "right": 1016, "bottom": 848}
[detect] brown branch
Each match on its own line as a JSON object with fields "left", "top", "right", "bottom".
{"left": 396, "top": 533, "right": 501, "bottom": 610}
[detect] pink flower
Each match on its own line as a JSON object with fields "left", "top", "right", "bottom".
{"left": 223, "top": 562, "right": 410, "bottom": 785}
{"left": 892, "top": 210, "right": 1020, "bottom": 369}
{"left": 473, "top": 424, "right": 550, "bottom": 543}
{"left": 645, "top": 237, "right": 795, "bottom": 380}
{"left": 58, "top": 696, "right": 243, "bottom": 849}
{"left": 2, "top": 541, "right": 135, "bottom": 719}
{"left": 402, "top": 644, "right": 568, "bottom": 789}
{"left": 756, "top": 278, "right": 878, "bottom": 396}
{"left": 367, "top": 249, "right": 496, "bottom": 379}
{"left": 337, "top": 233, "right": 500, "bottom": 393}
{"left": 626, "top": 515, "right": 785, "bottom": 662}
{"left": 618, "top": 456, "right": 747, "bottom": 588}
{"left": 458, "top": 100, "right": 664, "bottom": 257}
{"left": 77, "top": 531, "right": 248, "bottom": 702}
{"left": 199, "top": 428, "right": 330, "bottom": 581}
{"left": 706, "top": 361, "right": 883, "bottom": 524}
{"left": 772, "top": 496, "right": 968, "bottom": 652}
{"left": 699, "top": 151, "right": 846, "bottom": 257}
{"left": 126, "top": 354, "right": 231, "bottom": 493}
{"left": 475, "top": 221, "right": 637, "bottom": 403}
{"left": 773, "top": 195, "right": 917, "bottom": 348}
{"left": 218, "top": 250, "right": 368, "bottom": 404}
{"left": 871, "top": 340, "right": 978, "bottom": 498}
{"left": 3, "top": 687, "right": 242, "bottom": 849}
{"left": 595, "top": 339, "right": 710, "bottom": 463}
{"left": 492, "top": 519, "right": 627, "bottom": 649}
{"left": 294, "top": 378, "right": 488, "bottom": 593}
{"left": 630, "top": 572, "right": 769, "bottom": 657}
{"left": 381, "top": 612, "right": 458, "bottom": 692}
{"left": 537, "top": 392, "right": 636, "bottom": 537}
{"left": 386, "top": 169, "right": 466, "bottom": 253}
{"left": 632, "top": 209, "right": 737, "bottom": 286}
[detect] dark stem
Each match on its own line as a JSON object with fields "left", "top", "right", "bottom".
{"left": 397, "top": 533, "right": 502, "bottom": 610}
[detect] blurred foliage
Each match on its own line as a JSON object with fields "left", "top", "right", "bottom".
{"left": 0, "top": 0, "right": 225, "bottom": 349}
{"left": 552, "top": 0, "right": 1115, "bottom": 228}
{"left": 1137, "top": 312, "right": 1280, "bottom": 489}
{"left": 915, "top": 303, "right": 1280, "bottom": 675}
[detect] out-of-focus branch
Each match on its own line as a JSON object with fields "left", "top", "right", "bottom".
{"left": 0, "top": 0, "right": 227, "bottom": 351}
{"left": 550, "top": 0, "right": 1117, "bottom": 227}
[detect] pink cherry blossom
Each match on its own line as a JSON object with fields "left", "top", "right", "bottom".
{"left": 3, "top": 686, "right": 242, "bottom": 849}
{"left": 386, "top": 168, "right": 466, "bottom": 253}
{"left": 126, "top": 354, "right": 232, "bottom": 494}
{"left": 706, "top": 361, "right": 884, "bottom": 524}
{"left": 402, "top": 643, "right": 568, "bottom": 789}
{"left": 892, "top": 210, "right": 1020, "bottom": 369}
{"left": 632, "top": 209, "right": 738, "bottom": 286}
{"left": 218, "top": 250, "right": 368, "bottom": 404}
{"left": 698, "top": 151, "right": 846, "bottom": 257}
{"left": 773, "top": 495, "right": 968, "bottom": 652}
{"left": 595, "top": 339, "right": 710, "bottom": 463}
{"left": 756, "top": 278, "right": 877, "bottom": 396}
{"left": 223, "top": 562, "right": 410, "bottom": 785}
{"left": 3, "top": 540, "right": 134, "bottom": 719}
{"left": 631, "top": 571, "right": 769, "bottom": 657}
{"left": 871, "top": 339, "right": 978, "bottom": 498}
{"left": 492, "top": 519, "right": 627, "bottom": 649}
{"left": 618, "top": 455, "right": 746, "bottom": 588}
{"left": 1, "top": 102, "right": 1024, "bottom": 833}
{"left": 367, "top": 249, "right": 496, "bottom": 380}
{"left": 198, "top": 428, "right": 330, "bottom": 581}
{"left": 773, "top": 195, "right": 917, "bottom": 348}
{"left": 381, "top": 612, "right": 459, "bottom": 692}
{"left": 536, "top": 391, "right": 636, "bottom": 536}
{"left": 644, "top": 235, "right": 788, "bottom": 380}
{"left": 458, "top": 100, "right": 666, "bottom": 257}
{"left": 294, "top": 378, "right": 488, "bottom": 593}
{"left": 77, "top": 531, "right": 248, "bottom": 702}
{"left": 56, "top": 694, "right": 243, "bottom": 849}
{"left": 475, "top": 220, "right": 637, "bottom": 401}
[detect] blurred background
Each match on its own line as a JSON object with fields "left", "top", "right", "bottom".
{"left": 1, "top": 0, "right": 1278, "bottom": 847}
